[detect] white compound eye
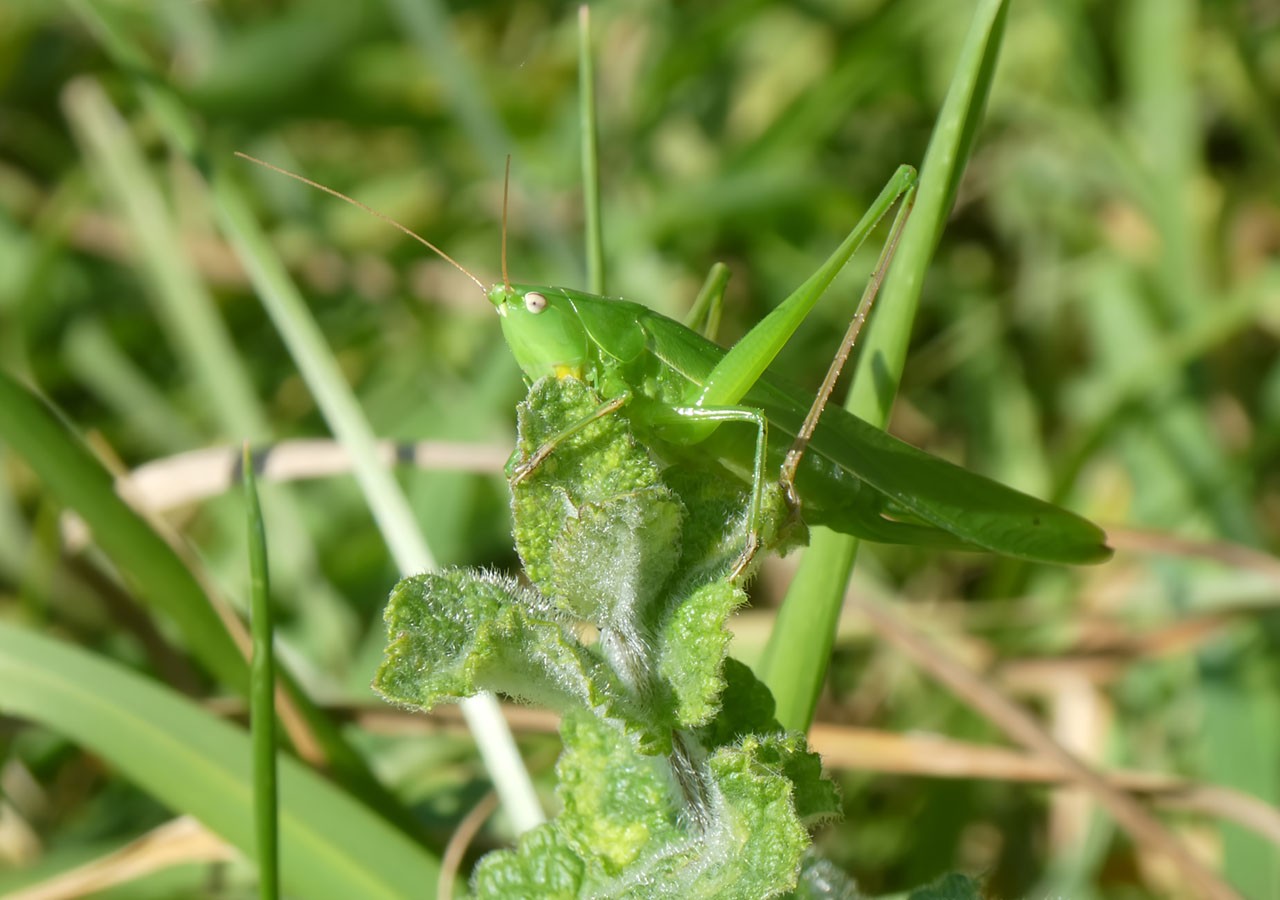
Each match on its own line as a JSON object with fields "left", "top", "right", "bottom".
{"left": 523, "top": 291, "right": 548, "bottom": 314}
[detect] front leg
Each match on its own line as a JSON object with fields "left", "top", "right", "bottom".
{"left": 508, "top": 391, "right": 631, "bottom": 485}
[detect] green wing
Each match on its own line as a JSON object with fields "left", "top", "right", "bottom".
{"left": 634, "top": 309, "right": 1110, "bottom": 565}
{"left": 747, "top": 376, "right": 1112, "bottom": 565}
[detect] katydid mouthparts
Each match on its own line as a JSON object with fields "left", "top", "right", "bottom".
{"left": 236, "top": 152, "right": 1112, "bottom": 573}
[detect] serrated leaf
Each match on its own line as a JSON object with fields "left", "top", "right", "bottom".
{"left": 595, "top": 733, "right": 812, "bottom": 900}
{"left": 478, "top": 705, "right": 838, "bottom": 900}
{"left": 697, "top": 661, "right": 841, "bottom": 826}
{"left": 533, "top": 719, "right": 824, "bottom": 900}
{"left": 656, "top": 579, "right": 744, "bottom": 727}
{"left": 771, "top": 736, "right": 841, "bottom": 827}
{"left": 695, "top": 657, "right": 782, "bottom": 749}
{"left": 686, "top": 734, "right": 813, "bottom": 898}
{"left": 512, "top": 377, "right": 667, "bottom": 591}
{"left": 476, "top": 378, "right": 841, "bottom": 898}
{"left": 374, "top": 569, "right": 622, "bottom": 717}
{"left": 471, "top": 824, "right": 585, "bottom": 899}
{"left": 555, "top": 711, "right": 684, "bottom": 878}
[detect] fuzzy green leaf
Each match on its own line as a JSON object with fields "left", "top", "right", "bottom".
{"left": 512, "top": 377, "right": 669, "bottom": 595}
{"left": 643, "top": 470, "right": 802, "bottom": 728}
{"left": 613, "top": 733, "right": 813, "bottom": 899}
{"left": 773, "top": 736, "right": 842, "bottom": 828}
{"left": 697, "top": 660, "right": 841, "bottom": 825}
{"left": 554, "top": 711, "right": 684, "bottom": 877}
{"left": 374, "top": 569, "right": 621, "bottom": 717}
{"left": 701, "top": 739, "right": 811, "bottom": 895}
{"left": 550, "top": 487, "right": 683, "bottom": 629}
{"left": 695, "top": 657, "right": 782, "bottom": 748}
{"left": 477, "top": 707, "right": 839, "bottom": 899}
{"left": 475, "top": 378, "right": 839, "bottom": 897}
{"left": 656, "top": 579, "right": 744, "bottom": 727}
{"left": 471, "top": 825, "right": 585, "bottom": 899}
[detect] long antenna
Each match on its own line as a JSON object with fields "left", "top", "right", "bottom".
{"left": 234, "top": 152, "right": 487, "bottom": 294}
{"left": 501, "top": 155, "right": 512, "bottom": 292}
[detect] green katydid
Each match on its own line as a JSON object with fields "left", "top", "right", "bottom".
{"left": 237, "top": 153, "right": 1112, "bottom": 576}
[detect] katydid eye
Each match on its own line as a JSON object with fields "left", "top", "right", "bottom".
{"left": 524, "top": 292, "right": 548, "bottom": 314}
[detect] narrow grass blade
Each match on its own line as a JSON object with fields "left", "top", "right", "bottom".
{"left": 1203, "top": 660, "right": 1280, "bottom": 897}
{"left": 686, "top": 262, "right": 731, "bottom": 339}
{"left": 758, "top": 0, "right": 1011, "bottom": 732}
{"left": 0, "top": 370, "right": 248, "bottom": 691}
{"left": 579, "top": 4, "right": 605, "bottom": 295}
{"left": 0, "top": 623, "right": 439, "bottom": 900}
{"left": 244, "top": 446, "right": 280, "bottom": 900}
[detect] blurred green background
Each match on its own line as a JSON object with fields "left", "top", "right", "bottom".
{"left": 2, "top": 0, "right": 1279, "bottom": 896}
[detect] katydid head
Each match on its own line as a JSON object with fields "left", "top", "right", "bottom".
{"left": 488, "top": 284, "right": 590, "bottom": 381}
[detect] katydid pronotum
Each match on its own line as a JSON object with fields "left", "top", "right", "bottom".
{"left": 237, "top": 152, "right": 1112, "bottom": 578}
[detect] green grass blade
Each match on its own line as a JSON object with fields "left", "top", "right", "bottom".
{"left": 1202, "top": 657, "right": 1280, "bottom": 897}
{"left": 579, "top": 4, "right": 605, "bottom": 295}
{"left": 686, "top": 262, "right": 731, "bottom": 339}
{"left": 1123, "top": 0, "right": 1201, "bottom": 325}
{"left": 0, "top": 369, "right": 248, "bottom": 690}
{"left": 0, "top": 623, "right": 438, "bottom": 900}
{"left": 244, "top": 447, "right": 280, "bottom": 900}
{"left": 758, "top": 0, "right": 1011, "bottom": 732}
{"left": 845, "top": 0, "right": 1010, "bottom": 427}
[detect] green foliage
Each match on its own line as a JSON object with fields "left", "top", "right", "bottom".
{"left": 471, "top": 825, "right": 585, "bottom": 899}
{"left": 376, "top": 568, "right": 625, "bottom": 718}
{"left": 476, "top": 710, "right": 830, "bottom": 899}
{"left": 375, "top": 377, "right": 764, "bottom": 738}
{"left": 3, "top": 0, "right": 1276, "bottom": 896}
{"left": 380, "top": 377, "right": 836, "bottom": 896}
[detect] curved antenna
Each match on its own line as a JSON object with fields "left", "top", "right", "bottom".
{"left": 234, "top": 152, "right": 486, "bottom": 294}
{"left": 501, "top": 155, "right": 512, "bottom": 292}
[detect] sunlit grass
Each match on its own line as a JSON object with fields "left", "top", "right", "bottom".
{"left": 0, "top": 1, "right": 1277, "bottom": 897}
